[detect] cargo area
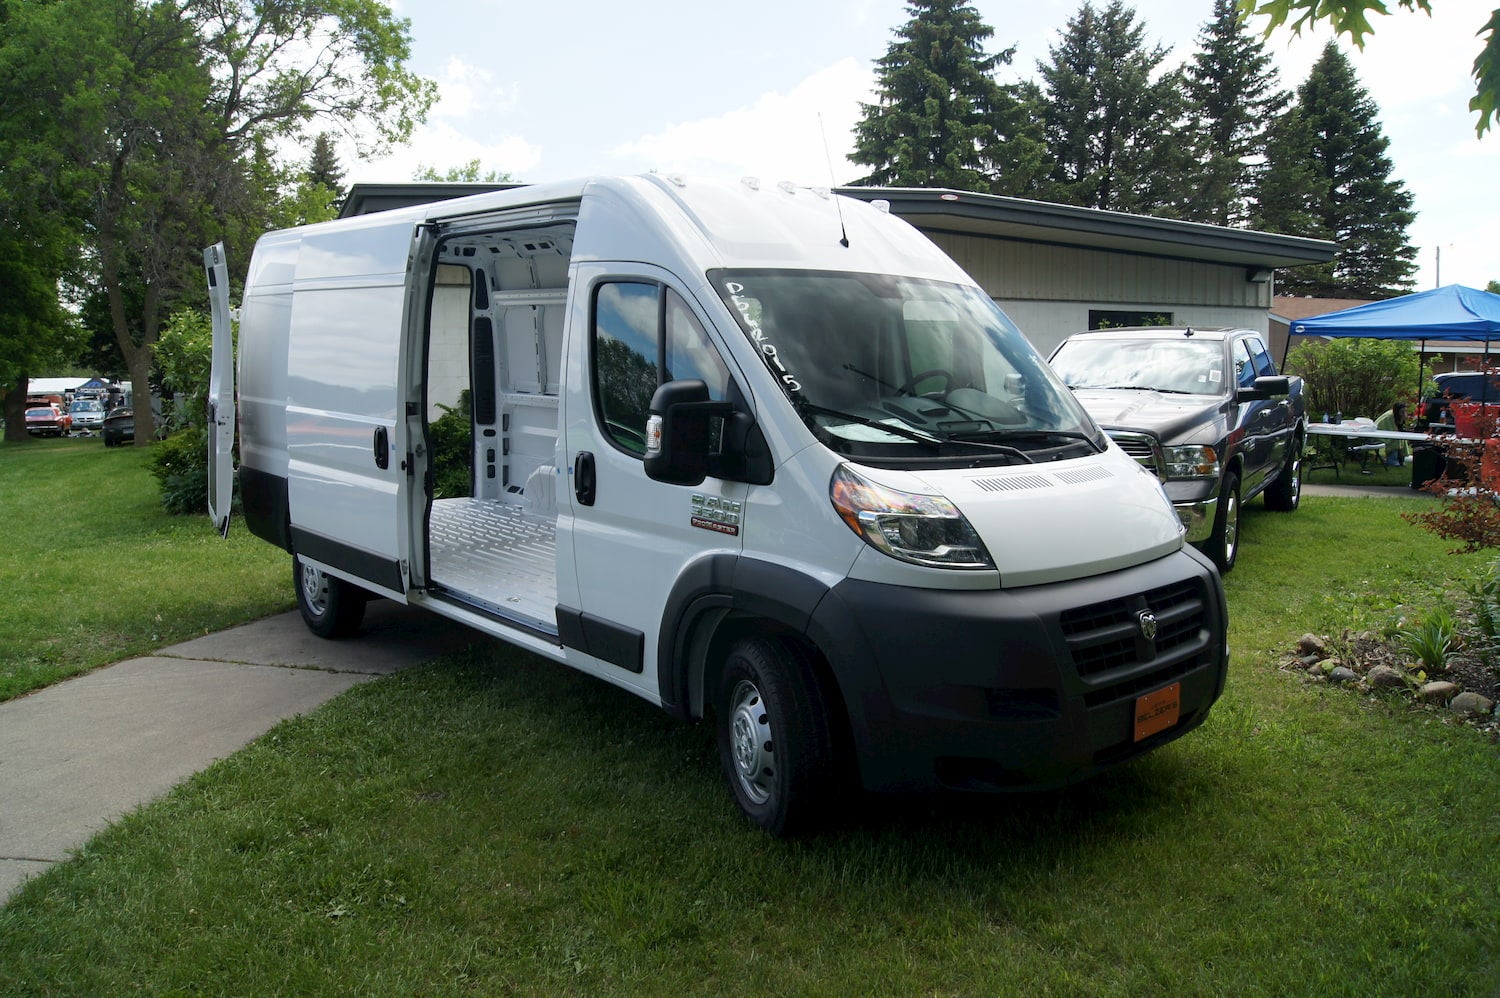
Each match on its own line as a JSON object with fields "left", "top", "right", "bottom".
{"left": 420, "top": 220, "right": 576, "bottom": 630}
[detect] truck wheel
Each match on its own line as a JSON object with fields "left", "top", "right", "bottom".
{"left": 294, "top": 554, "right": 366, "bottom": 638}
{"left": 1200, "top": 471, "right": 1240, "bottom": 574}
{"left": 1265, "top": 438, "right": 1302, "bottom": 512}
{"left": 715, "top": 636, "right": 840, "bottom": 837}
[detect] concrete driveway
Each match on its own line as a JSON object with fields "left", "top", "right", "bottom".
{"left": 0, "top": 601, "right": 478, "bottom": 904}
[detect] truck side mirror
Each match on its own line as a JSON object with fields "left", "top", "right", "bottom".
{"left": 1237, "top": 375, "right": 1290, "bottom": 402}
{"left": 644, "top": 379, "right": 731, "bottom": 486}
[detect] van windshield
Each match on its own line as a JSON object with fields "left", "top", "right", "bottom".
{"left": 710, "top": 269, "right": 1101, "bottom": 468}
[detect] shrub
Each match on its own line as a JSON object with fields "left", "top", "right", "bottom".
{"left": 429, "top": 390, "right": 473, "bottom": 500}
{"left": 148, "top": 428, "right": 209, "bottom": 515}
{"left": 1284, "top": 338, "right": 1428, "bottom": 420}
{"left": 1396, "top": 608, "right": 1458, "bottom": 672}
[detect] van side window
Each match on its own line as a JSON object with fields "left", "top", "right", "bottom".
{"left": 593, "top": 282, "right": 730, "bottom": 455}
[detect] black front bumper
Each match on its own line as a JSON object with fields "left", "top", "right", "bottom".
{"left": 807, "top": 549, "right": 1228, "bottom": 793}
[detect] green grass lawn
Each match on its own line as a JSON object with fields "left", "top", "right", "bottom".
{"left": 0, "top": 435, "right": 293, "bottom": 701}
{"left": 1, "top": 444, "right": 1497, "bottom": 994}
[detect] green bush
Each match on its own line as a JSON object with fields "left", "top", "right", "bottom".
{"left": 1285, "top": 338, "right": 1430, "bottom": 420}
{"left": 1396, "top": 608, "right": 1458, "bottom": 672}
{"left": 429, "top": 389, "right": 473, "bottom": 500}
{"left": 147, "top": 428, "right": 209, "bottom": 515}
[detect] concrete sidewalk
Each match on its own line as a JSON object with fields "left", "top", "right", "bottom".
{"left": 0, "top": 601, "right": 477, "bottom": 904}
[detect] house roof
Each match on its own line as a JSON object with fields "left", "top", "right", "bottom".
{"left": 340, "top": 180, "right": 1337, "bottom": 272}
{"left": 1270, "top": 295, "right": 1377, "bottom": 324}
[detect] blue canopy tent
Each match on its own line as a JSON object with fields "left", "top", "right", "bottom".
{"left": 1289, "top": 284, "right": 1500, "bottom": 404}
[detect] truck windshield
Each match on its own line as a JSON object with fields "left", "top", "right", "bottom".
{"left": 710, "top": 269, "right": 1101, "bottom": 468}
{"left": 1051, "top": 337, "right": 1225, "bottom": 396}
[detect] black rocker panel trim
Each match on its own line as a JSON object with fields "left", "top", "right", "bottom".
{"left": 556, "top": 605, "right": 645, "bottom": 674}
{"left": 240, "top": 466, "right": 291, "bottom": 551}
{"left": 289, "top": 526, "right": 405, "bottom": 594}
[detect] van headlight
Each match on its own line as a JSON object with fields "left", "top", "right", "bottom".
{"left": 829, "top": 465, "right": 993, "bottom": 569}
{"left": 1163, "top": 444, "right": 1219, "bottom": 479}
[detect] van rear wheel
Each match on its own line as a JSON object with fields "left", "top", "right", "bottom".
{"left": 294, "top": 554, "right": 366, "bottom": 638}
{"left": 715, "top": 636, "right": 840, "bottom": 837}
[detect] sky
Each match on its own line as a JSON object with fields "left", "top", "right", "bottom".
{"left": 338, "top": 0, "right": 1500, "bottom": 294}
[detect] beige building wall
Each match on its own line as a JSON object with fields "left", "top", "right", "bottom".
{"left": 926, "top": 231, "right": 1274, "bottom": 356}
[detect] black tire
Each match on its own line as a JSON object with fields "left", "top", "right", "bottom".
{"left": 715, "top": 636, "right": 841, "bottom": 837}
{"left": 1199, "top": 471, "right": 1241, "bottom": 574}
{"left": 1265, "top": 436, "right": 1302, "bottom": 512}
{"left": 293, "top": 554, "right": 366, "bottom": 638}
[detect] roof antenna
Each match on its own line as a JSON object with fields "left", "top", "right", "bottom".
{"left": 819, "top": 113, "right": 849, "bottom": 248}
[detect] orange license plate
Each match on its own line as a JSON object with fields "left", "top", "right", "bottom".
{"left": 1133, "top": 683, "right": 1181, "bottom": 742}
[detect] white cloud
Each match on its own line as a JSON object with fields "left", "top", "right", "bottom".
{"left": 609, "top": 59, "right": 875, "bottom": 185}
{"left": 430, "top": 56, "right": 520, "bottom": 121}
{"left": 343, "top": 120, "right": 542, "bottom": 184}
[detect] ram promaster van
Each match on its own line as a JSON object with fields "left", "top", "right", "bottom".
{"left": 206, "top": 175, "right": 1228, "bottom": 835}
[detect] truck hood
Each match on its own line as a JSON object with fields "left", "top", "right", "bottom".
{"left": 1069, "top": 388, "right": 1225, "bottom": 441}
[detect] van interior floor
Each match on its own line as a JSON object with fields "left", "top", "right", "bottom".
{"left": 427, "top": 497, "right": 557, "bottom": 628}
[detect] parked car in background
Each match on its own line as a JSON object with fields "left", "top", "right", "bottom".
{"left": 1048, "top": 327, "right": 1305, "bottom": 574}
{"left": 25, "top": 404, "right": 71, "bottom": 437}
{"left": 67, "top": 398, "right": 106, "bottom": 434}
{"left": 101, "top": 407, "right": 135, "bottom": 447}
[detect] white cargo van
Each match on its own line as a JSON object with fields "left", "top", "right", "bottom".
{"left": 206, "top": 175, "right": 1228, "bottom": 834}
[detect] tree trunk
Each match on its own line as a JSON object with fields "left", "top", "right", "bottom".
{"left": 4, "top": 373, "right": 32, "bottom": 443}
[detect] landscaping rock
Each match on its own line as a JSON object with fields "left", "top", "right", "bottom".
{"left": 1328, "top": 667, "right": 1359, "bottom": 684}
{"left": 1367, "top": 665, "right": 1407, "bottom": 689}
{"left": 1450, "top": 692, "right": 1496, "bottom": 716}
{"left": 1298, "top": 634, "right": 1330, "bottom": 659}
{"left": 1419, "top": 681, "right": 1460, "bottom": 704}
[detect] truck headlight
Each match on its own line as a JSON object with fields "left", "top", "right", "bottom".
{"left": 829, "top": 465, "right": 993, "bottom": 569}
{"left": 1162, "top": 445, "right": 1219, "bottom": 479}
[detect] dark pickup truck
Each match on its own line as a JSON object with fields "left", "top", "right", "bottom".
{"left": 1048, "top": 327, "right": 1305, "bottom": 573}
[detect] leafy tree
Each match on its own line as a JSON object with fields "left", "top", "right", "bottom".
{"left": 1181, "top": 0, "right": 1291, "bottom": 226}
{"left": 0, "top": 233, "right": 79, "bottom": 442}
{"left": 1036, "top": 1, "right": 1190, "bottom": 214}
{"left": 1238, "top": 0, "right": 1500, "bottom": 136}
{"left": 413, "top": 160, "right": 517, "bottom": 183}
{"left": 1277, "top": 42, "right": 1417, "bottom": 297}
{"left": 1284, "top": 337, "right": 1424, "bottom": 420}
{"left": 1488, "top": 279, "right": 1500, "bottom": 293}
{"left": 851, "top": 0, "right": 1046, "bottom": 194}
{"left": 0, "top": 0, "right": 437, "bottom": 447}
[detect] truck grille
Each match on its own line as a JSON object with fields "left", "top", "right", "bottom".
{"left": 1059, "top": 579, "right": 1209, "bottom": 702}
{"left": 1107, "top": 430, "right": 1163, "bottom": 480}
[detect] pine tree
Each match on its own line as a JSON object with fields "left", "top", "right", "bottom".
{"left": 1278, "top": 42, "right": 1417, "bottom": 297}
{"left": 1181, "top": 0, "right": 1289, "bottom": 226}
{"left": 307, "top": 133, "right": 345, "bottom": 192}
{"left": 851, "top": 0, "right": 1045, "bottom": 194}
{"left": 1037, "top": 1, "right": 1189, "bottom": 214}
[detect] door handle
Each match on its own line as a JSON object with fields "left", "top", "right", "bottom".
{"left": 373, "top": 426, "right": 390, "bottom": 470}
{"left": 574, "top": 451, "right": 596, "bottom": 506}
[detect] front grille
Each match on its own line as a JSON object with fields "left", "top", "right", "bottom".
{"left": 1059, "top": 579, "right": 1208, "bottom": 686}
{"left": 1108, "top": 431, "right": 1163, "bottom": 479}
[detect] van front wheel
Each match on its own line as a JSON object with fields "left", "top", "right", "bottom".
{"left": 715, "top": 637, "right": 839, "bottom": 837}
{"left": 294, "top": 554, "right": 366, "bottom": 638}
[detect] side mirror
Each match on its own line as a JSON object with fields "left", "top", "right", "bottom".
{"left": 1237, "top": 375, "right": 1290, "bottom": 402}
{"left": 644, "top": 380, "right": 732, "bottom": 487}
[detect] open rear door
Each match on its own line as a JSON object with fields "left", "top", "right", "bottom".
{"left": 204, "top": 243, "right": 235, "bottom": 538}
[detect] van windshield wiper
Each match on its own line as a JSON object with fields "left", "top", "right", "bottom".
{"left": 795, "top": 400, "right": 942, "bottom": 445}
{"left": 798, "top": 401, "right": 1034, "bottom": 461}
{"left": 948, "top": 428, "right": 1102, "bottom": 453}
